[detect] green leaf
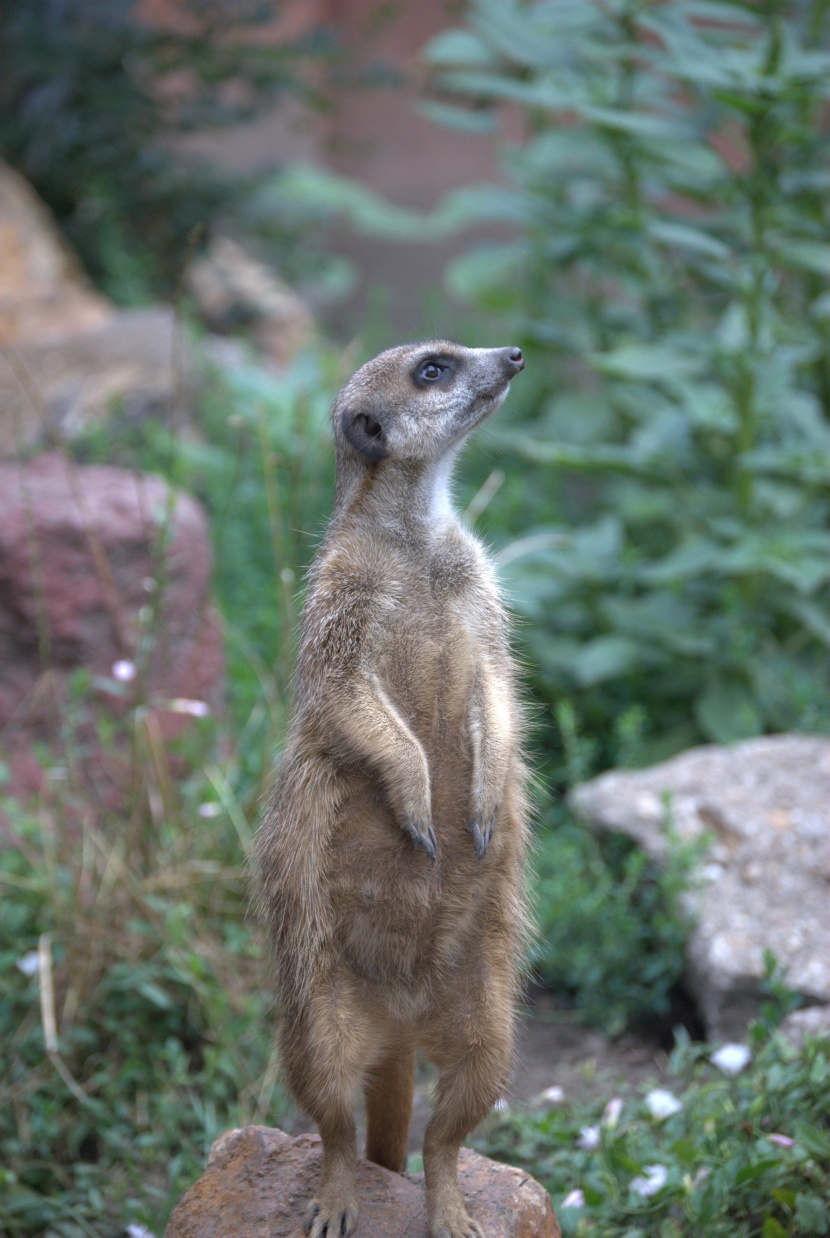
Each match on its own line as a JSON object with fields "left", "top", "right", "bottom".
{"left": 416, "top": 101, "right": 496, "bottom": 132}
{"left": 695, "top": 679, "right": 763, "bottom": 744}
{"left": 762, "top": 1219, "right": 789, "bottom": 1238}
{"left": 571, "top": 636, "right": 642, "bottom": 686}
{"left": 769, "top": 236, "right": 830, "bottom": 276}
{"left": 793, "top": 1121, "right": 830, "bottom": 1160}
{"left": 795, "top": 1194, "right": 830, "bottom": 1236}
{"left": 646, "top": 220, "right": 731, "bottom": 261}
{"left": 590, "top": 343, "right": 705, "bottom": 382}
{"left": 422, "top": 29, "right": 496, "bottom": 67}
{"left": 736, "top": 1157, "right": 779, "bottom": 1183}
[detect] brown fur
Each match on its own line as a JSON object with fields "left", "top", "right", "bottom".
{"left": 255, "top": 341, "right": 530, "bottom": 1238}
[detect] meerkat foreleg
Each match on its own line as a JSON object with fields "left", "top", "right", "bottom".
{"left": 328, "top": 672, "right": 436, "bottom": 857}
{"left": 465, "top": 671, "right": 513, "bottom": 860}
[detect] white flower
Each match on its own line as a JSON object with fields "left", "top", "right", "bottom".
{"left": 166, "top": 698, "right": 210, "bottom": 717}
{"left": 494, "top": 1097, "right": 509, "bottom": 1112}
{"left": 630, "top": 1164, "right": 668, "bottom": 1197}
{"left": 645, "top": 1088, "right": 683, "bottom": 1120}
{"left": 112, "top": 659, "right": 136, "bottom": 682}
{"left": 577, "top": 1125, "right": 600, "bottom": 1150}
{"left": 17, "top": 950, "right": 41, "bottom": 977}
{"left": 710, "top": 1043, "right": 751, "bottom": 1075}
{"left": 562, "top": 1188, "right": 585, "bottom": 1208}
{"left": 768, "top": 1133, "right": 794, "bottom": 1148}
{"left": 603, "top": 1096, "right": 623, "bottom": 1127}
{"left": 126, "top": 1225, "right": 156, "bottom": 1238}
{"left": 538, "top": 1085, "right": 565, "bottom": 1106}
{"left": 198, "top": 802, "right": 222, "bottom": 818}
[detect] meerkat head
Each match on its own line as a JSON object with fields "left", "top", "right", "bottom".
{"left": 333, "top": 340, "right": 524, "bottom": 468}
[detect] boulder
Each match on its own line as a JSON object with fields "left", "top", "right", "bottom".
{"left": 0, "top": 159, "right": 191, "bottom": 454}
{"left": 165, "top": 1126, "right": 559, "bottom": 1238}
{"left": 0, "top": 453, "right": 224, "bottom": 804}
{"left": 0, "top": 160, "right": 110, "bottom": 348}
{"left": 185, "top": 235, "right": 314, "bottom": 366}
{"left": 568, "top": 735, "right": 830, "bottom": 1041}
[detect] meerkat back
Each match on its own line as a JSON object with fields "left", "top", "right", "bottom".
{"left": 255, "top": 340, "right": 530, "bottom": 1238}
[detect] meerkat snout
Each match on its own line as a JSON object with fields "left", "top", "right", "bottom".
{"left": 335, "top": 340, "right": 525, "bottom": 467}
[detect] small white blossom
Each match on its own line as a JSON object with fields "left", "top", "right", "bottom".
{"left": 539, "top": 1085, "right": 565, "bottom": 1106}
{"left": 577, "top": 1125, "right": 600, "bottom": 1150}
{"left": 562, "top": 1189, "right": 585, "bottom": 1209}
{"left": 768, "top": 1133, "right": 794, "bottom": 1148}
{"left": 167, "top": 698, "right": 210, "bottom": 717}
{"left": 630, "top": 1164, "right": 668, "bottom": 1197}
{"left": 126, "top": 1225, "right": 156, "bottom": 1238}
{"left": 112, "top": 659, "right": 136, "bottom": 682}
{"left": 198, "top": 802, "right": 222, "bottom": 818}
{"left": 494, "top": 1097, "right": 509, "bottom": 1112}
{"left": 645, "top": 1088, "right": 683, "bottom": 1120}
{"left": 603, "top": 1096, "right": 623, "bottom": 1127}
{"left": 710, "top": 1043, "right": 751, "bottom": 1075}
{"left": 17, "top": 950, "right": 41, "bottom": 977}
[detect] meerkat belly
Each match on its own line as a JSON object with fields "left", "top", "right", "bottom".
{"left": 328, "top": 621, "right": 486, "bottom": 994}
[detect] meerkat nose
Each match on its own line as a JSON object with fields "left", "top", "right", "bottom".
{"left": 500, "top": 346, "right": 525, "bottom": 375}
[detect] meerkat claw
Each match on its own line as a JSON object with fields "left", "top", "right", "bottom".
{"left": 404, "top": 818, "right": 437, "bottom": 859}
{"left": 469, "top": 818, "right": 494, "bottom": 861}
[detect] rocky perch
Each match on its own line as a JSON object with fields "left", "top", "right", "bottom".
{"left": 569, "top": 734, "right": 830, "bottom": 1041}
{"left": 165, "top": 1126, "right": 560, "bottom": 1238}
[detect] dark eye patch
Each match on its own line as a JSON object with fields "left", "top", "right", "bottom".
{"left": 412, "top": 355, "right": 457, "bottom": 389}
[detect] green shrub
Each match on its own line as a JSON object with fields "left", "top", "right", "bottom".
{"left": 476, "top": 1025, "right": 830, "bottom": 1237}
{"left": 532, "top": 806, "right": 697, "bottom": 1035}
{"left": 416, "top": 0, "right": 830, "bottom": 768}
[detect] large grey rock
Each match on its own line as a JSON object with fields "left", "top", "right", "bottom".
{"left": 568, "top": 735, "right": 830, "bottom": 1040}
{"left": 165, "top": 1126, "right": 559, "bottom": 1238}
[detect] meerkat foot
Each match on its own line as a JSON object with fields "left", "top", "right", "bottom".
{"left": 304, "top": 1191, "right": 358, "bottom": 1238}
{"left": 467, "top": 815, "right": 495, "bottom": 861}
{"left": 402, "top": 816, "right": 437, "bottom": 860}
{"left": 429, "top": 1196, "right": 485, "bottom": 1238}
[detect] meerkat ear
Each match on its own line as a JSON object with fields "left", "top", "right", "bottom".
{"left": 341, "top": 407, "right": 389, "bottom": 462}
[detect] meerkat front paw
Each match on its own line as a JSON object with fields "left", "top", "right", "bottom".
{"left": 467, "top": 812, "right": 497, "bottom": 860}
{"left": 305, "top": 1192, "right": 358, "bottom": 1238}
{"left": 401, "top": 815, "right": 437, "bottom": 860}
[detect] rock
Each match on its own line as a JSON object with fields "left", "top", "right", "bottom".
{"left": 0, "top": 160, "right": 110, "bottom": 348}
{"left": 568, "top": 735, "right": 830, "bottom": 1041}
{"left": 0, "top": 306, "right": 193, "bottom": 454}
{"left": 185, "top": 235, "right": 314, "bottom": 366}
{"left": 165, "top": 1126, "right": 559, "bottom": 1238}
{"left": 0, "top": 453, "right": 224, "bottom": 804}
{"left": 780, "top": 1006, "right": 830, "bottom": 1049}
{"left": 0, "top": 160, "right": 192, "bottom": 455}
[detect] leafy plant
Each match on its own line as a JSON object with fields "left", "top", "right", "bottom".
{"left": 414, "top": 0, "right": 830, "bottom": 767}
{"left": 531, "top": 806, "right": 698, "bottom": 1034}
{"left": 476, "top": 1025, "right": 830, "bottom": 1237}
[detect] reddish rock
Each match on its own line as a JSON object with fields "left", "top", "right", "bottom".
{"left": 0, "top": 452, "right": 224, "bottom": 803}
{"left": 165, "top": 1127, "right": 559, "bottom": 1238}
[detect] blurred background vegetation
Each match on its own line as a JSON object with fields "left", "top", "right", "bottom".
{"left": 1, "top": 1, "right": 828, "bottom": 1235}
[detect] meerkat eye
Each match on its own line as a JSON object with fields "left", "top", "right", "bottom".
{"left": 413, "top": 357, "right": 454, "bottom": 388}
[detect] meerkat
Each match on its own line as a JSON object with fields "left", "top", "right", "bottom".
{"left": 255, "top": 340, "right": 529, "bottom": 1238}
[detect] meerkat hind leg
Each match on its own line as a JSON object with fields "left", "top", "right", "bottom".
{"left": 421, "top": 1025, "right": 510, "bottom": 1238}
{"left": 364, "top": 1043, "right": 416, "bottom": 1172}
